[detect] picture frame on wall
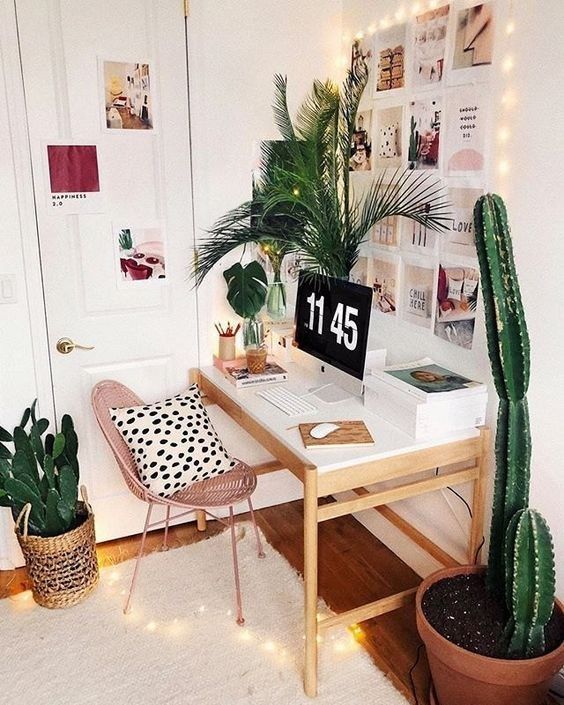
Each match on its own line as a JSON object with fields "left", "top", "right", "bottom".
{"left": 411, "top": 4, "right": 450, "bottom": 88}
{"left": 100, "top": 59, "right": 156, "bottom": 132}
{"left": 434, "top": 261, "right": 480, "bottom": 349}
{"left": 443, "top": 85, "right": 489, "bottom": 175}
{"left": 401, "top": 258, "right": 436, "bottom": 329}
{"left": 374, "top": 105, "right": 404, "bottom": 170}
{"left": 113, "top": 223, "right": 166, "bottom": 288}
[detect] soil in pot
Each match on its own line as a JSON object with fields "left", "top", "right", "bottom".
{"left": 422, "top": 572, "right": 564, "bottom": 658}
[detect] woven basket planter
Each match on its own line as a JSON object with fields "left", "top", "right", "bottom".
{"left": 15, "top": 498, "right": 99, "bottom": 609}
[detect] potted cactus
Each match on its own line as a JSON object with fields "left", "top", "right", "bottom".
{"left": 415, "top": 195, "right": 563, "bottom": 705}
{"left": 0, "top": 402, "right": 99, "bottom": 608}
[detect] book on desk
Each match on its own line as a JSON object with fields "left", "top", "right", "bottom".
{"left": 223, "top": 361, "right": 288, "bottom": 388}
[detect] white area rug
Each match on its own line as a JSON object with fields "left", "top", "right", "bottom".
{"left": 0, "top": 524, "right": 409, "bottom": 705}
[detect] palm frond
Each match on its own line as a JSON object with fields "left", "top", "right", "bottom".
{"left": 271, "top": 75, "right": 295, "bottom": 141}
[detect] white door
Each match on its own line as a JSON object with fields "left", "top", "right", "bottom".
{"left": 15, "top": 0, "right": 198, "bottom": 541}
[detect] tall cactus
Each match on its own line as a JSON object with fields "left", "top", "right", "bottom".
{"left": 473, "top": 194, "right": 531, "bottom": 594}
{"left": 504, "top": 509, "right": 556, "bottom": 658}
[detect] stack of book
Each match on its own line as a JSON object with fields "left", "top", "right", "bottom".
{"left": 364, "top": 358, "right": 488, "bottom": 439}
{"left": 223, "top": 360, "right": 288, "bottom": 388}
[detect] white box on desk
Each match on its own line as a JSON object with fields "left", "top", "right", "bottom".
{"left": 363, "top": 375, "right": 487, "bottom": 439}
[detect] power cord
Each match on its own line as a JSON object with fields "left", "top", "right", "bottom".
{"left": 408, "top": 642, "right": 424, "bottom": 705}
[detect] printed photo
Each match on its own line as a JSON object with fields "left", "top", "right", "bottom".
{"left": 374, "top": 105, "right": 403, "bottom": 170}
{"left": 350, "top": 256, "right": 370, "bottom": 287}
{"left": 452, "top": 3, "right": 494, "bottom": 70}
{"left": 372, "top": 212, "right": 399, "bottom": 248}
{"left": 103, "top": 61, "right": 153, "bottom": 130}
{"left": 402, "top": 261, "right": 435, "bottom": 328}
{"left": 443, "top": 187, "right": 483, "bottom": 256}
{"left": 351, "top": 36, "right": 373, "bottom": 74}
{"left": 371, "top": 256, "right": 399, "bottom": 315}
{"left": 434, "top": 263, "right": 479, "bottom": 348}
{"left": 412, "top": 5, "right": 450, "bottom": 86}
{"left": 45, "top": 143, "right": 103, "bottom": 214}
{"left": 401, "top": 212, "right": 438, "bottom": 254}
{"left": 374, "top": 24, "right": 406, "bottom": 93}
{"left": 408, "top": 97, "right": 442, "bottom": 170}
{"left": 444, "top": 86, "right": 487, "bottom": 174}
{"left": 350, "top": 110, "right": 372, "bottom": 172}
{"left": 386, "top": 363, "right": 481, "bottom": 394}
{"left": 114, "top": 225, "right": 166, "bottom": 284}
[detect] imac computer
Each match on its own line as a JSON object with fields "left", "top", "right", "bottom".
{"left": 293, "top": 271, "right": 373, "bottom": 403}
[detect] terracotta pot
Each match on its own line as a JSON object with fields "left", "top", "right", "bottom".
{"left": 416, "top": 565, "right": 564, "bottom": 705}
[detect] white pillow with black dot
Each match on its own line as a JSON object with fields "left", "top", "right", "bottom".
{"left": 110, "top": 384, "right": 237, "bottom": 498}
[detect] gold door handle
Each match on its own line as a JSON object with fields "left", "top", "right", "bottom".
{"left": 56, "top": 337, "right": 95, "bottom": 355}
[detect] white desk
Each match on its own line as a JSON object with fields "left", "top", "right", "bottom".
{"left": 196, "top": 364, "right": 489, "bottom": 697}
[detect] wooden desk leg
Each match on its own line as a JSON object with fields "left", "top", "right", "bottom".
{"left": 468, "top": 428, "right": 490, "bottom": 564}
{"left": 196, "top": 510, "right": 207, "bottom": 531}
{"left": 304, "top": 468, "right": 319, "bottom": 697}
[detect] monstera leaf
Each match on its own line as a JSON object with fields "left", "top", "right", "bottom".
{"left": 223, "top": 261, "right": 268, "bottom": 319}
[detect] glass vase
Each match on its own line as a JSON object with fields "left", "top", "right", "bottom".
{"left": 242, "top": 317, "right": 264, "bottom": 350}
{"left": 266, "top": 277, "right": 287, "bottom": 321}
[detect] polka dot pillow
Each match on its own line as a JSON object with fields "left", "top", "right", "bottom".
{"left": 110, "top": 385, "right": 237, "bottom": 498}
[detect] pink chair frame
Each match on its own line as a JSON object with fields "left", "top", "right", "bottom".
{"left": 91, "top": 380, "right": 264, "bottom": 624}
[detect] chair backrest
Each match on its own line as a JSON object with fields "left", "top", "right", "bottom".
{"left": 91, "top": 380, "right": 149, "bottom": 501}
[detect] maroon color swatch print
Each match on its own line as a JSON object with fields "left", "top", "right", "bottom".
{"left": 47, "top": 145, "right": 100, "bottom": 193}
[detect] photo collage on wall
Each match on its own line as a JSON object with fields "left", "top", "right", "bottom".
{"left": 43, "top": 56, "right": 163, "bottom": 292}
{"left": 349, "top": 1, "right": 495, "bottom": 349}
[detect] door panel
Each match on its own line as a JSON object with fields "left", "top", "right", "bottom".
{"left": 16, "top": 0, "right": 198, "bottom": 541}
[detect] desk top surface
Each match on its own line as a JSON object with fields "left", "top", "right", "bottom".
{"left": 200, "top": 364, "right": 480, "bottom": 475}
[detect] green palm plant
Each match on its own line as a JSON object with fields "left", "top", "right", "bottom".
{"left": 193, "top": 62, "right": 451, "bottom": 285}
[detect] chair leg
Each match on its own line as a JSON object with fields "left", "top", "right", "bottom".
{"left": 229, "top": 506, "right": 244, "bottom": 626}
{"left": 162, "top": 505, "right": 171, "bottom": 551}
{"left": 247, "top": 497, "right": 265, "bottom": 558}
{"left": 124, "top": 503, "right": 153, "bottom": 615}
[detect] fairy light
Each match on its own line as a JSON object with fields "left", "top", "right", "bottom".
{"left": 506, "top": 20, "right": 515, "bottom": 35}
{"left": 354, "top": 31, "right": 364, "bottom": 40}
{"left": 395, "top": 8, "right": 406, "bottom": 22}
{"left": 367, "top": 23, "right": 377, "bottom": 35}
{"left": 502, "top": 55, "right": 514, "bottom": 74}
{"left": 379, "top": 16, "right": 391, "bottom": 29}
{"left": 498, "top": 126, "right": 511, "bottom": 143}
{"left": 498, "top": 159, "right": 510, "bottom": 176}
{"left": 411, "top": 1, "right": 422, "bottom": 15}
{"left": 146, "top": 620, "right": 157, "bottom": 632}
{"left": 428, "top": 0, "right": 438, "bottom": 9}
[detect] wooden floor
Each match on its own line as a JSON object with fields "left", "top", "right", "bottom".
{"left": 0, "top": 500, "right": 430, "bottom": 704}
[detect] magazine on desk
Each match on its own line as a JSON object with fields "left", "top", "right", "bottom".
{"left": 370, "top": 357, "right": 486, "bottom": 402}
{"left": 223, "top": 361, "right": 288, "bottom": 388}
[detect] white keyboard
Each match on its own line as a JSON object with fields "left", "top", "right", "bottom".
{"left": 256, "top": 385, "right": 318, "bottom": 417}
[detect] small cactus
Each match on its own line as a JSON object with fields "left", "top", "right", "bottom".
{"left": 504, "top": 509, "right": 556, "bottom": 658}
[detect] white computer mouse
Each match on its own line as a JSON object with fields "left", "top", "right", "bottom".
{"left": 309, "top": 422, "right": 340, "bottom": 439}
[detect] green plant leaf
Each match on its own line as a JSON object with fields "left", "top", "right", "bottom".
{"left": 0, "top": 443, "right": 11, "bottom": 460}
{"left": 56, "top": 498, "right": 73, "bottom": 528}
{"left": 45, "top": 488, "right": 66, "bottom": 535}
{"left": 58, "top": 465, "right": 78, "bottom": 509}
{"left": 223, "top": 261, "right": 268, "bottom": 319}
{"left": 30, "top": 425, "right": 45, "bottom": 468}
{"left": 0, "top": 426, "right": 13, "bottom": 443}
{"left": 4, "top": 477, "right": 44, "bottom": 528}
{"left": 19, "top": 407, "right": 30, "bottom": 429}
{"left": 52, "top": 433, "right": 66, "bottom": 460}
{"left": 0, "top": 458, "right": 10, "bottom": 479}
{"left": 0, "top": 489, "right": 11, "bottom": 507}
{"left": 44, "top": 433, "right": 54, "bottom": 456}
{"left": 30, "top": 399, "right": 37, "bottom": 425}
{"left": 13, "top": 427, "right": 39, "bottom": 483}
{"left": 43, "top": 455, "right": 56, "bottom": 488}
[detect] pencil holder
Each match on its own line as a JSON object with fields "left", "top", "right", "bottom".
{"left": 218, "top": 334, "right": 236, "bottom": 361}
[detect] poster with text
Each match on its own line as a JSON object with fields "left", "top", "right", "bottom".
{"left": 371, "top": 255, "right": 399, "bottom": 315}
{"left": 434, "top": 263, "right": 479, "bottom": 348}
{"left": 408, "top": 97, "right": 442, "bottom": 170}
{"left": 402, "top": 261, "right": 435, "bottom": 328}
{"left": 442, "top": 187, "right": 483, "bottom": 256}
{"left": 400, "top": 214, "right": 438, "bottom": 255}
{"left": 373, "top": 24, "right": 406, "bottom": 93}
{"left": 350, "top": 110, "right": 373, "bottom": 172}
{"left": 450, "top": 2, "right": 494, "bottom": 84}
{"left": 102, "top": 60, "right": 154, "bottom": 130}
{"left": 374, "top": 105, "right": 403, "bottom": 170}
{"left": 412, "top": 5, "right": 450, "bottom": 87}
{"left": 114, "top": 225, "right": 166, "bottom": 286}
{"left": 45, "top": 144, "right": 104, "bottom": 214}
{"left": 444, "top": 86, "right": 488, "bottom": 175}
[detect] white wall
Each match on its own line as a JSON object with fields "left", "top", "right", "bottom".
{"left": 187, "top": 0, "right": 343, "bottom": 363}
{"left": 341, "top": 0, "right": 563, "bottom": 592}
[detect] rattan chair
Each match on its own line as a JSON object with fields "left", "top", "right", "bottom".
{"left": 91, "top": 379, "right": 264, "bottom": 624}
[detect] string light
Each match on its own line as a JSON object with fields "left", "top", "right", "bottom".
{"left": 502, "top": 55, "right": 514, "bottom": 74}
{"left": 506, "top": 20, "right": 515, "bottom": 35}
{"left": 498, "top": 126, "right": 511, "bottom": 143}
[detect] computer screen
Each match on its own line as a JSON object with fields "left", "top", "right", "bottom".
{"left": 294, "top": 272, "right": 372, "bottom": 381}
